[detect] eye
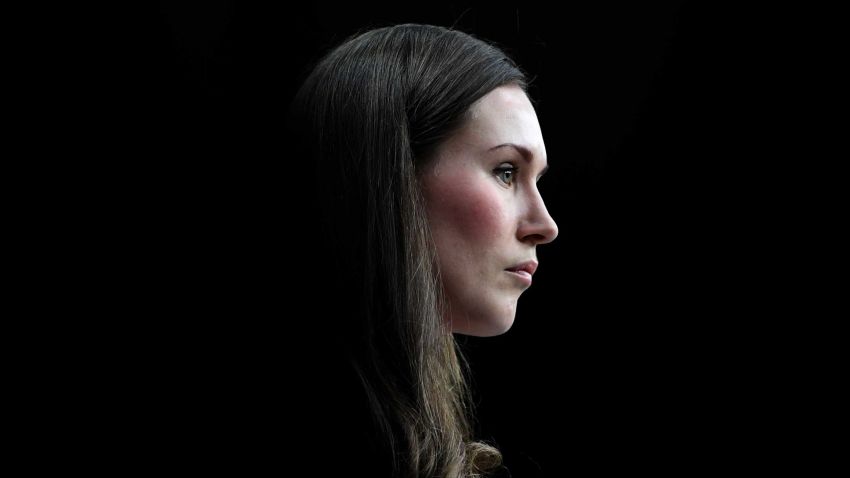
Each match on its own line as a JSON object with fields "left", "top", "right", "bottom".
{"left": 494, "top": 163, "right": 517, "bottom": 186}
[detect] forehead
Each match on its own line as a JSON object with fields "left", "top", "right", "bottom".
{"left": 457, "top": 85, "right": 547, "bottom": 160}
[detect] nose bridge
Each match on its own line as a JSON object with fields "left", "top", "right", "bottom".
{"left": 520, "top": 184, "right": 558, "bottom": 244}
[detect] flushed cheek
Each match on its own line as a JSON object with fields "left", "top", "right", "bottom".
{"left": 434, "top": 181, "right": 505, "bottom": 246}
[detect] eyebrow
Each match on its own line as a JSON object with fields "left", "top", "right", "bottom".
{"left": 488, "top": 143, "right": 549, "bottom": 178}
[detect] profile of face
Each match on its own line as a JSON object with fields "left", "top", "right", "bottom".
{"left": 420, "top": 84, "right": 559, "bottom": 337}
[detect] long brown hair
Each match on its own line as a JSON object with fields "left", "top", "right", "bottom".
{"left": 288, "top": 23, "right": 528, "bottom": 477}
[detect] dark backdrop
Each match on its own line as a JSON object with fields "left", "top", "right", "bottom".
{"left": 113, "top": 2, "right": 811, "bottom": 475}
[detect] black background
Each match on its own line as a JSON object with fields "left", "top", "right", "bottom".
{"left": 93, "top": 2, "right": 824, "bottom": 475}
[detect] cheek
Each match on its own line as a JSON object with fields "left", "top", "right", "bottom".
{"left": 429, "top": 178, "right": 505, "bottom": 246}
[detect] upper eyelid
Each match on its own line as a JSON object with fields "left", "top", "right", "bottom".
{"left": 495, "top": 162, "right": 534, "bottom": 178}
{"left": 498, "top": 156, "right": 547, "bottom": 180}
{"left": 489, "top": 143, "right": 548, "bottom": 177}
{"left": 493, "top": 163, "right": 517, "bottom": 174}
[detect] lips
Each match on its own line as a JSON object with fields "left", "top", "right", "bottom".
{"left": 506, "top": 260, "right": 538, "bottom": 276}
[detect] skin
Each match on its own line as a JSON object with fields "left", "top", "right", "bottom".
{"left": 419, "top": 84, "right": 559, "bottom": 337}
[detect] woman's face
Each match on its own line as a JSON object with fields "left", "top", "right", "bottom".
{"left": 420, "top": 84, "right": 558, "bottom": 337}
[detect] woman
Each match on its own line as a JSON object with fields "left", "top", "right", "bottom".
{"left": 287, "top": 23, "right": 557, "bottom": 477}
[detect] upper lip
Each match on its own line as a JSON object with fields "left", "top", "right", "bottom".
{"left": 506, "top": 260, "right": 538, "bottom": 276}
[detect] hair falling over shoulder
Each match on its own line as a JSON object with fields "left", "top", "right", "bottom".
{"left": 287, "top": 23, "right": 528, "bottom": 478}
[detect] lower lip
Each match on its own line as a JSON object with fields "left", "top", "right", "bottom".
{"left": 505, "top": 270, "right": 532, "bottom": 286}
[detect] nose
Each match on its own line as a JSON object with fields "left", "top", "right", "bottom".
{"left": 518, "top": 189, "right": 559, "bottom": 245}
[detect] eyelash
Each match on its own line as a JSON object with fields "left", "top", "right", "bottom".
{"left": 494, "top": 164, "right": 518, "bottom": 186}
